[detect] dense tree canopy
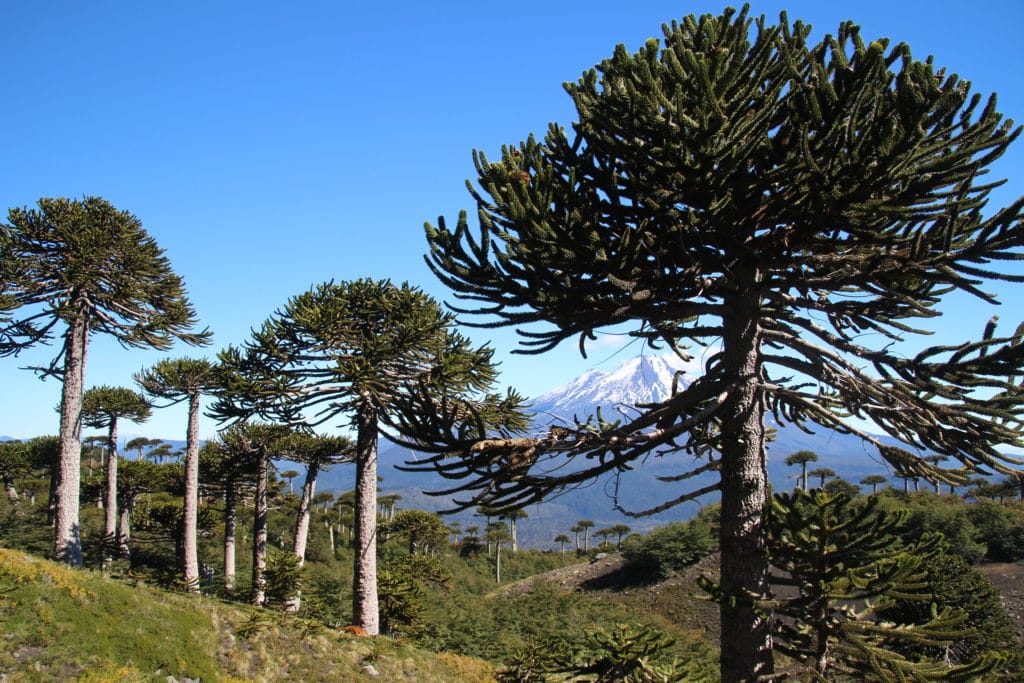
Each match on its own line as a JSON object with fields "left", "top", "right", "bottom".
{"left": 418, "top": 6, "right": 1024, "bottom": 680}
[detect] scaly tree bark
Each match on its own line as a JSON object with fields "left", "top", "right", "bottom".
{"left": 81, "top": 386, "right": 151, "bottom": 569}
{"left": 211, "top": 278, "right": 527, "bottom": 634}
{"left": 136, "top": 358, "right": 217, "bottom": 591}
{"left": 0, "top": 196, "right": 209, "bottom": 565}
{"left": 414, "top": 8, "right": 1024, "bottom": 680}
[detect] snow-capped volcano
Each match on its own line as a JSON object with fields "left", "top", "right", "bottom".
{"left": 528, "top": 353, "right": 699, "bottom": 422}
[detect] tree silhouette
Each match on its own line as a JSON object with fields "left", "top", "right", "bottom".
{"left": 280, "top": 469, "right": 299, "bottom": 495}
{"left": 860, "top": 474, "right": 888, "bottom": 494}
{"left": 785, "top": 451, "right": 819, "bottom": 491}
{"left": 569, "top": 523, "right": 584, "bottom": 552}
{"left": 501, "top": 508, "right": 528, "bottom": 552}
{"left": 136, "top": 357, "right": 217, "bottom": 592}
{"left": 609, "top": 524, "right": 632, "bottom": 548}
{"left": 81, "top": 386, "right": 151, "bottom": 569}
{"left": 577, "top": 520, "right": 595, "bottom": 552}
{"left": 554, "top": 533, "right": 571, "bottom": 555}
{"left": 485, "top": 521, "right": 512, "bottom": 584}
{"left": 211, "top": 278, "right": 526, "bottom": 634}
{"left": 0, "top": 196, "right": 209, "bottom": 564}
{"left": 419, "top": 7, "right": 1024, "bottom": 679}
{"left": 125, "top": 436, "right": 161, "bottom": 462}
{"left": 807, "top": 467, "right": 837, "bottom": 489}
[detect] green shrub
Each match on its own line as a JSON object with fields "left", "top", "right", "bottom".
{"left": 620, "top": 519, "right": 716, "bottom": 581}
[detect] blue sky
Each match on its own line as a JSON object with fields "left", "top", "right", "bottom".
{"left": 2, "top": 0, "right": 1022, "bottom": 442}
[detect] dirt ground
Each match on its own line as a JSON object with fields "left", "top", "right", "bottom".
{"left": 977, "top": 562, "right": 1024, "bottom": 647}
{"left": 501, "top": 554, "right": 1024, "bottom": 649}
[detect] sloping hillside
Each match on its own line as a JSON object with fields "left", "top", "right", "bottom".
{"left": 0, "top": 548, "right": 493, "bottom": 682}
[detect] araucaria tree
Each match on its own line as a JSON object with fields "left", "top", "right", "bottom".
{"left": 136, "top": 358, "right": 217, "bottom": 591}
{"left": 419, "top": 7, "right": 1024, "bottom": 680}
{"left": 212, "top": 278, "right": 526, "bottom": 634}
{"left": 0, "top": 196, "right": 209, "bottom": 565}
{"left": 81, "top": 386, "right": 152, "bottom": 568}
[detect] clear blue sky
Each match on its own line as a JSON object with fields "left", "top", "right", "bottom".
{"left": 2, "top": 1, "right": 1022, "bottom": 443}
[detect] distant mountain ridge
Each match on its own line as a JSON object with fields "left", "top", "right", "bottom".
{"left": 529, "top": 354, "right": 694, "bottom": 424}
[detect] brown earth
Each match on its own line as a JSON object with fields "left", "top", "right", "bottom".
{"left": 977, "top": 562, "right": 1024, "bottom": 648}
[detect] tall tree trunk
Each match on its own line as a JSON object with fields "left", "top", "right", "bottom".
{"left": 718, "top": 290, "right": 773, "bottom": 683}
{"left": 223, "top": 484, "right": 237, "bottom": 593}
{"left": 102, "top": 420, "right": 120, "bottom": 570}
{"left": 54, "top": 314, "right": 88, "bottom": 565}
{"left": 181, "top": 393, "right": 201, "bottom": 592}
{"left": 252, "top": 451, "right": 269, "bottom": 607}
{"left": 285, "top": 460, "right": 320, "bottom": 612}
{"left": 509, "top": 517, "right": 518, "bottom": 552}
{"left": 292, "top": 461, "right": 319, "bottom": 563}
{"left": 352, "top": 398, "right": 380, "bottom": 635}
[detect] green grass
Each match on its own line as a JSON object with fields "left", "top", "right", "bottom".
{"left": 0, "top": 547, "right": 495, "bottom": 682}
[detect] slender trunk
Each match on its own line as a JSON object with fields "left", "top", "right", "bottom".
{"left": 252, "top": 451, "right": 269, "bottom": 607}
{"left": 801, "top": 463, "right": 808, "bottom": 491}
{"left": 510, "top": 517, "right": 518, "bottom": 552}
{"left": 328, "top": 521, "right": 335, "bottom": 555}
{"left": 180, "top": 393, "right": 202, "bottom": 591}
{"left": 292, "top": 461, "right": 319, "bottom": 563}
{"left": 718, "top": 289, "right": 773, "bottom": 683}
{"left": 118, "top": 503, "right": 132, "bottom": 561}
{"left": 352, "top": 398, "right": 380, "bottom": 635}
{"left": 54, "top": 314, "right": 88, "bottom": 565}
{"left": 224, "top": 484, "right": 237, "bottom": 593}
{"left": 495, "top": 543, "right": 502, "bottom": 584}
{"left": 286, "top": 460, "right": 320, "bottom": 612}
{"left": 102, "top": 420, "right": 120, "bottom": 570}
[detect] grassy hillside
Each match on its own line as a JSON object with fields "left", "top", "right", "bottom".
{"left": 0, "top": 547, "right": 494, "bottom": 682}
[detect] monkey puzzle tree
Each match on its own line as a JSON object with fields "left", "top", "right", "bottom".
{"left": 418, "top": 7, "right": 1024, "bottom": 680}
{"left": 861, "top": 474, "right": 889, "bottom": 495}
{"left": 198, "top": 431, "right": 260, "bottom": 593}
{"left": 757, "top": 489, "right": 999, "bottom": 679}
{"left": 0, "top": 196, "right": 209, "bottom": 565}
{"left": 211, "top": 421, "right": 291, "bottom": 606}
{"left": 136, "top": 357, "right": 217, "bottom": 591}
{"left": 210, "top": 278, "right": 527, "bottom": 634}
{"left": 275, "top": 431, "right": 353, "bottom": 611}
{"left": 808, "top": 467, "right": 837, "bottom": 489}
{"left": 81, "top": 385, "right": 151, "bottom": 568}
{"left": 785, "top": 450, "right": 820, "bottom": 491}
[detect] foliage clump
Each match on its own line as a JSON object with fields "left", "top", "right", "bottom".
{"left": 620, "top": 517, "right": 717, "bottom": 581}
